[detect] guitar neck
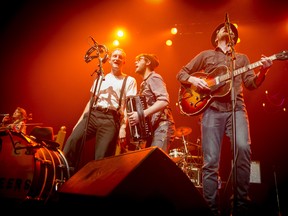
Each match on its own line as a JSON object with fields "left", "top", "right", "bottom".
{"left": 220, "top": 54, "right": 277, "bottom": 82}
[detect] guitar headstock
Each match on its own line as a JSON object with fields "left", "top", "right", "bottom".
{"left": 276, "top": 50, "right": 288, "bottom": 61}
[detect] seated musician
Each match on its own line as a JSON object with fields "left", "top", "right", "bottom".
{"left": 1, "top": 107, "right": 28, "bottom": 134}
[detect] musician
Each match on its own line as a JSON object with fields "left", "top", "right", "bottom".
{"left": 176, "top": 21, "right": 273, "bottom": 216}
{"left": 63, "top": 48, "right": 137, "bottom": 174}
{"left": 127, "top": 53, "right": 176, "bottom": 153}
{"left": 1, "top": 107, "right": 28, "bottom": 134}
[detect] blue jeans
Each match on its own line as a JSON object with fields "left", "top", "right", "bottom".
{"left": 201, "top": 107, "right": 251, "bottom": 216}
{"left": 150, "top": 120, "right": 176, "bottom": 153}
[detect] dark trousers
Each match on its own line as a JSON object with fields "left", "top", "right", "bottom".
{"left": 63, "top": 109, "right": 120, "bottom": 171}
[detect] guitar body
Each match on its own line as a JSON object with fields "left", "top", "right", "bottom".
{"left": 178, "top": 66, "right": 231, "bottom": 116}
{"left": 178, "top": 50, "right": 288, "bottom": 116}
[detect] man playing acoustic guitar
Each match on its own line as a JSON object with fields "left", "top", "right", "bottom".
{"left": 176, "top": 19, "right": 276, "bottom": 216}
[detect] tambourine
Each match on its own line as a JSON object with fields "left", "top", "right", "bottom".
{"left": 84, "top": 37, "right": 108, "bottom": 63}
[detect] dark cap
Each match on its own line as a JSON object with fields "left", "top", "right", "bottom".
{"left": 136, "top": 53, "right": 159, "bottom": 70}
{"left": 211, "top": 23, "right": 238, "bottom": 47}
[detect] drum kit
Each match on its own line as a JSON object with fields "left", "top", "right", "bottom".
{"left": 169, "top": 126, "right": 203, "bottom": 187}
{"left": 0, "top": 127, "right": 70, "bottom": 206}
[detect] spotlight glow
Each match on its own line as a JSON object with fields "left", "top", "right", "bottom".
{"left": 171, "top": 27, "right": 178, "bottom": 35}
{"left": 113, "top": 40, "right": 120, "bottom": 46}
{"left": 166, "top": 39, "right": 173, "bottom": 46}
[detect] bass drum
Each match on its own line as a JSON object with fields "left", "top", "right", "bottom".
{"left": 0, "top": 129, "right": 70, "bottom": 204}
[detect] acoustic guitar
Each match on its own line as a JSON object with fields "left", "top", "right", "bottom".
{"left": 178, "top": 50, "right": 288, "bottom": 116}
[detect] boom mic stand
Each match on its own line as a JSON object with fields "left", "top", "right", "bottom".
{"left": 74, "top": 37, "right": 108, "bottom": 172}
{"left": 225, "top": 13, "right": 238, "bottom": 215}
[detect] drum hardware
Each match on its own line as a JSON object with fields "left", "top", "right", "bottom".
{"left": 169, "top": 128, "right": 191, "bottom": 163}
{"left": 185, "top": 141, "right": 201, "bottom": 151}
{"left": 35, "top": 156, "right": 53, "bottom": 165}
{"left": 169, "top": 148, "right": 185, "bottom": 163}
{"left": 175, "top": 154, "right": 202, "bottom": 187}
{"left": 185, "top": 155, "right": 202, "bottom": 159}
{"left": 55, "top": 178, "right": 65, "bottom": 191}
{"left": 11, "top": 132, "right": 43, "bottom": 155}
{"left": 169, "top": 133, "right": 203, "bottom": 186}
{"left": 14, "top": 145, "right": 38, "bottom": 155}
{"left": 0, "top": 130, "right": 70, "bottom": 204}
{"left": 185, "top": 165, "right": 202, "bottom": 186}
{"left": 170, "top": 126, "right": 193, "bottom": 163}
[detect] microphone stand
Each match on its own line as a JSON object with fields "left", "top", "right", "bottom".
{"left": 74, "top": 41, "right": 107, "bottom": 172}
{"left": 225, "top": 13, "right": 238, "bottom": 215}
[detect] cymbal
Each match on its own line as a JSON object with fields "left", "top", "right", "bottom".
{"left": 175, "top": 126, "right": 192, "bottom": 137}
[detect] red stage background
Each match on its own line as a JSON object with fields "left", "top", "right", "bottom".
{"left": 1, "top": 0, "right": 287, "bottom": 214}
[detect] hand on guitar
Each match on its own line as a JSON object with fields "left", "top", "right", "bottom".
{"left": 260, "top": 55, "right": 273, "bottom": 72}
{"left": 188, "top": 75, "right": 210, "bottom": 91}
{"left": 256, "top": 55, "right": 273, "bottom": 86}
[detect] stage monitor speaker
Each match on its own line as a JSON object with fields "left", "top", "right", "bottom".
{"left": 57, "top": 147, "right": 212, "bottom": 215}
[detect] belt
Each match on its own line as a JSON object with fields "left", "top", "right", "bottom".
{"left": 93, "top": 106, "right": 118, "bottom": 116}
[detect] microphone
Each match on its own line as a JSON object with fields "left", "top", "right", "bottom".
{"left": 90, "top": 36, "right": 106, "bottom": 54}
{"left": 90, "top": 36, "right": 98, "bottom": 46}
{"left": 0, "top": 114, "right": 10, "bottom": 117}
